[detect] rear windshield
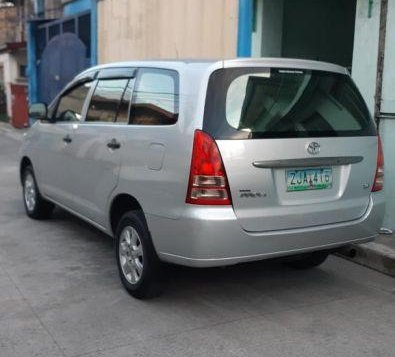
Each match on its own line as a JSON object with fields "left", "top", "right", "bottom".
{"left": 203, "top": 68, "right": 376, "bottom": 139}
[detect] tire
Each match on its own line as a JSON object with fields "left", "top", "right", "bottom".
{"left": 22, "top": 166, "right": 55, "bottom": 220}
{"left": 115, "top": 211, "right": 163, "bottom": 299}
{"left": 285, "top": 251, "right": 329, "bottom": 270}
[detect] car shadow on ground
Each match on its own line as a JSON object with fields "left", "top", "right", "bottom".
{"left": 48, "top": 206, "right": 347, "bottom": 303}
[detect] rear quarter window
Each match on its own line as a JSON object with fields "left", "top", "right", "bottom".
{"left": 129, "top": 68, "right": 179, "bottom": 125}
{"left": 204, "top": 68, "right": 376, "bottom": 139}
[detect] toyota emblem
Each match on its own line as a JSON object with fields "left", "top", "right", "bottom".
{"left": 307, "top": 142, "right": 320, "bottom": 155}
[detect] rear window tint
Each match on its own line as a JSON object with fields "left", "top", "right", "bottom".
{"left": 204, "top": 68, "right": 376, "bottom": 139}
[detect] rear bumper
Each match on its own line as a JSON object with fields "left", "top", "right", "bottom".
{"left": 146, "top": 193, "right": 385, "bottom": 267}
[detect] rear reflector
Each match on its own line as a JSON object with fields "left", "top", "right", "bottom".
{"left": 372, "top": 136, "right": 384, "bottom": 192}
{"left": 186, "top": 130, "right": 232, "bottom": 205}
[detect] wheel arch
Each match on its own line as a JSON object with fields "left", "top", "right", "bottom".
{"left": 109, "top": 194, "right": 146, "bottom": 236}
{"left": 20, "top": 156, "right": 33, "bottom": 184}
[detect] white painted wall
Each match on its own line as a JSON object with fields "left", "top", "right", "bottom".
{"left": 351, "top": 0, "right": 381, "bottom": 114}
{"left": 379, "top": 120, "right": 395, "bottom": 229}
{"left": 251, "top": 0, "right": 263, "bottom": 57}
{"left": 0, "top": 53, "right": 19, "bottom": 118}
{"left": 379, "top": 0, "right": 395, "bottom": 229}
{"left": 352, "top": 0, "right": 395, "bottom": 229}
{"left": 381, "top": 0, "right": 395, "bottom": 113}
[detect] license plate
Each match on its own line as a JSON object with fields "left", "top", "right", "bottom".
{"left": 286, "top": 167, "right": 333, "bottom": 192}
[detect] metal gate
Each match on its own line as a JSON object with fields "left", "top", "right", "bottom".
{"left": 36, "top": 12, "right": 91, "bottom": 104}
{"left": 38, "top": 33, "right": 86, "bottom": 104}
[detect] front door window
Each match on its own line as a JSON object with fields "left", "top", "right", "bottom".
{"left": 54, "top": 82, "right": 92, "bottom": 122}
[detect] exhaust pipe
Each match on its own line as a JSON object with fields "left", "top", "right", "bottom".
{"left": 337, "top": 246, "right": 357, "bottom": 259}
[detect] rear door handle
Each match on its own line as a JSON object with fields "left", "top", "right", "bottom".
{"left": 107, "top": 138, "right": 121, "bottom": 150}
{"left": 63, "top": 135, "right": 72, "bottom": 144}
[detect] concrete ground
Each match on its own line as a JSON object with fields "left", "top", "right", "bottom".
{"left": 0, "top": 127, "right": 395, "bottom": 357}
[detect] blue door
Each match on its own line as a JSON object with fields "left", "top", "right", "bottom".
{"left": 39, "top": 33, "right": 87, "bottom": 104}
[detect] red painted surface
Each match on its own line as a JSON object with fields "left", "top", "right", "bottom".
{"left": 10, "top": 83, "right": 29, "bottom": 128}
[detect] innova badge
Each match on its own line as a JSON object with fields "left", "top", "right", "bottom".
{"left": 307, "top": 142, "right": 320, "bottom": 155}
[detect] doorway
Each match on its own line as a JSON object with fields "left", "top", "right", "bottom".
{"left": 252, "top": 0, "right": 357, "bottom": 69}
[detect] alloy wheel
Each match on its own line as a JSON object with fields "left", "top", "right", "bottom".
{"left": 119, "top": 226, "right": 144, "bottom": 284}
{"left": 24, "top": 173, "right": 37, "bottom": 212}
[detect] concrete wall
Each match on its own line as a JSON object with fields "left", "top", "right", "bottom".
{"left": 379, "top": 120, "right": 395, "bottom": 229}
{"left": 381, "top": 0, "right": 395, "bottom": 114}
{"left": 251, "top": 0, "right": 263, "bottom": 57}
{"left": 352, "top": 0, "right": 381, "bottom": 113}
{"left": 352, "top": 0, "right": 395, "bottom": 229}
{"left": 98, "top": 0, "right": 238, "bottom": 63}
{"left": 380, "top": 0, "right": 395, "bottom": 229}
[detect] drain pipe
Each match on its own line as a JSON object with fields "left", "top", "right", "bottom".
{"left": 373, "top": 1, "right": 393, "bottom": 235}
{"left": 374, "top": 0, "right": 389, "bottom": 129}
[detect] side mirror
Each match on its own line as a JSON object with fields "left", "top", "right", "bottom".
{"left": 29, "top": 103, "right": 48, "bottom": 120}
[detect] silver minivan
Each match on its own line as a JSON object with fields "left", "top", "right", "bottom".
{"left": 21, "top": 59, "right": 385, "bottom": 298}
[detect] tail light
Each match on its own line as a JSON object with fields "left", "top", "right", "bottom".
{"left": 186, "top": 130, "right": 232, "bottom": 205}
{"left": 372, "top": 136, "right": 384, "bottom": 192}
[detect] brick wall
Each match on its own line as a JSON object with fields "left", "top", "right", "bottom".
{"left": 42, "top": 0, "right": 63, "bottom": 18}
{"left": 0, "top": 7, "right": 18, "bottom": 45}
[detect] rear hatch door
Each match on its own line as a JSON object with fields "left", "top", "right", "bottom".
{"left": 203, "top": 66, "right": 377, "bottom": 232}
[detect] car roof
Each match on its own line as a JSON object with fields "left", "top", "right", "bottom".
{"left": 76, "top": 57, "right": 348, "bottom": 79}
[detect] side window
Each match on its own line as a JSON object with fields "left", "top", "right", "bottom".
{"left": 55, "top": 82, "right": 92, "bottom": 122}
{"left": 130, "top": 68, "right": 179, "bottom": 125}
{"left": 86, "top": 79, "right": 130, "bottom": 123}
